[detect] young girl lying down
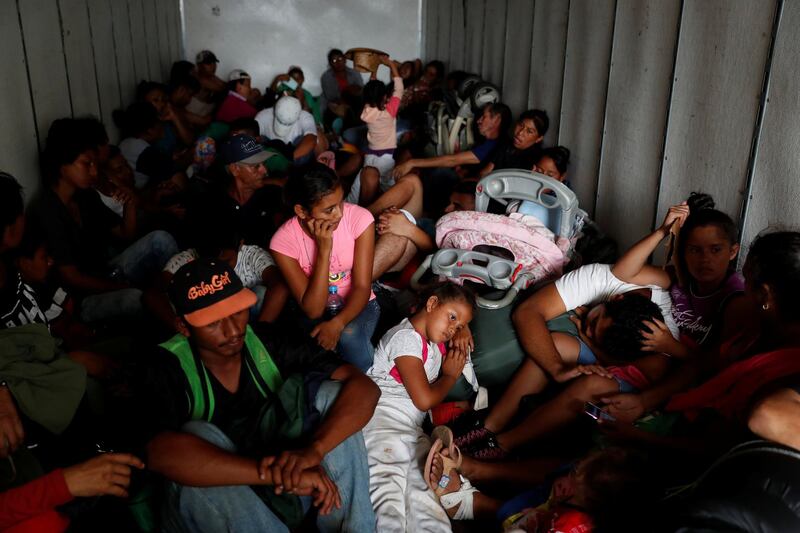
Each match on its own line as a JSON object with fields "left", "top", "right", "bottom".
{"left": 362, "top": 282, "right": 475, "bottom": 532}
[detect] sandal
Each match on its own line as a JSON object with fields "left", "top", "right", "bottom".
{"left": 424, "top": 426, "right": 463, "bottom": 495}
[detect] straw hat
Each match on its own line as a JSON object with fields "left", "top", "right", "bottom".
{"left": 345, "top": 47, "right": 387, "bottom": 75}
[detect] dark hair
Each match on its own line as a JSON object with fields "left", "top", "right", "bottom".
{"left": 452, "top": 180, "right": 477, "bottom": 196}
{"left": 579, "top": 447, "right": 654, "bottom": 531}
{"left": 41, "top": 118, "right": 98, "bottom": 185}
{"left": 136, "top": 80, "right": 168, "bottom": 103}
{"left": 0, "top": 172, "right": 24, "bottom": 235}
{"left": 327, "top": 48, "right": 344, "bottom": 64}
{"left": 228, "top": 117, "right": 259, "bottom": 136}
{"left": 75, "top": 117, "right": 109, "bottom": 149}
{"left": 170, "top": 60, "right": 195, "bottom": 85}
{"left": 418, "top": 281, "right": 477, "bottom": 312}
{"left": 425, "top": 60, "right": 445, "bottom": 81}
{"left": 14, "top": 221, "right": 47, "bottom": 260}
{"left": 170, "top": 74, "right": 200, "bottom": 94}
{"left": 519, "top": 109, "right": 549, "bottom": 138}
{"left": 363, "top": 80, "right": 390, "bottom": 109}
{"left": 745, "top": 231, "right": 800, "bottom": 322}
{"left": 484, "top": 102, "right": 512, "bottom": 138}
{"left": 112, "top": 102, "right": 160, "bottom": 139}
{"left": 288, "top": 66, "right": 304, "bottom": 78}
{"left": 538, "top": 146, "right": 571, "bottom": 175}
{"left": 601, "top": 293, "right": 664, "bottom": 361}
{"left": 676, "top": 193, "right": 738, "bottom": 283}
{"left": 285, "top": 163, "right": 341, "bottom": 210}
{"left": 107, "top": 144, "right": 122, "bottom": 160}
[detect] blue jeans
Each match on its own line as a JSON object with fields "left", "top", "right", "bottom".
{"left": 109, "top": 230, "right": 179, "bottom": 284}
{"left": 80, "top": 231, "right": 178, "bottom": 322}
{"left": 336, "top": 298, "right": 380, "bottom": 371}
{"left": 163, "top": 381, "right": 375, "bottom": 533}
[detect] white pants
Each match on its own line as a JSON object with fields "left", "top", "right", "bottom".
{"left": 363, "top": 396, "right": 452, "bottom": 533}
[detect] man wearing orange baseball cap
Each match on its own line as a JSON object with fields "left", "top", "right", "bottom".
{"left": 143, "top": 258, "right": 378, "bottom": 531}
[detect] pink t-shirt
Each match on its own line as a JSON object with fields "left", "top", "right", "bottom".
{"left": 361, "top": 77, "right": 404, "bottom": 151}
{"left": 270, "top": 203, "right": 375, "bottom": 301}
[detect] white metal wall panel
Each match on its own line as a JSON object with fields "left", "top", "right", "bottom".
{"left": 464, "top": 0, "right": 485, "bottom": 74}
{"left": 60, "top": 0, "right": 102, "bottom": 117}
{"left": 501, "top": 0, "right": 534, "bottom": 116}
{"left": 17, "top": 0, "right": 73, "bottom": 144}
{"left": 435, "top": 0, "right": 452, "bottom": 66}
{"left": 87, "top": 0, "right": 122, "bottom": 140}
{"left": 528, "top": 0, "right": 569, "bottom": 145}
{"left": 142, "top": 0, "right": 162, "bottom": 80}
{"left": 448, "top": 0, "right": 465, "bottom": 70}
{"left": 127, "top": 0, "right": 150, "bottom": 82}
{"left": 741, "top": 1, "right": 800, "bottom": 250}
{"left": 656, "top": 0, "right": 776, "bottom": 226}
{"left": 156, "top": 0, "right": 173, "bottom": 80}
{"left": 557, "top": 0, "right": 616, "bottom": 216}
{"left": 0, "top": 0, "right": 40, "bottom": 194}
{"left": 481, "top": 0, "right": 507, "bottom": 86}
{"left": 424, "top": 0, "right": 438, "bottom": 60}
{"left": 595, "top": 0, "right": 681, "bottom": 250}
{"left": 110, "top": 0, "right": 138, "bottom": 106}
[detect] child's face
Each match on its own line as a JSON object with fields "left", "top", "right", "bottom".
{"left": 303, "top": 186, "right": 345, "bottom": 229}
{"left": 145, "top": 89, "right": 168, "bottom": 117}
{"left": 18, "top": 245, "right": 53, "bottom": 284}
{"left": 534, "top": 156, "right": 565, "bottom": 182}
{"left": 684, "top": 225, "right": 738, "bottom": 287}
{"left": 425, "top": 296, "right": 473, "bottom": 344}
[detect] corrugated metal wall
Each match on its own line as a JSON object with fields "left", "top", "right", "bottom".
{"left": 0, "top": 0, "right": 182, "bottom": 198}
{"left": 423, "top": 0, "right": 796, "bottom": 253}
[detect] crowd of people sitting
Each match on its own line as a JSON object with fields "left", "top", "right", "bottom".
{"left": 1, "top": 45, "right": 799, "bottom": 533}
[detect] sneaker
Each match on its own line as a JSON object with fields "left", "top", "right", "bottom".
{"left": 464, "top": 433, "right": 509, "bottom": 462}
{"left": 449, "top": 411, "right": 483, "bottom": 445}
{"left": 454, "top": 425, "right": 492, "bottom": 449}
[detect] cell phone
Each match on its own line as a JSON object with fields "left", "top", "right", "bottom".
{"left": 284, "top": 77, "right": 299, "bottom": 91}
{"left": 583, "top": 402, "right": 615, "bottom": 422}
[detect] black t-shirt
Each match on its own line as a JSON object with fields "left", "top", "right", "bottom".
{"left": 490, "top": 142, "right": 541, "bottom": 172}
{"left": 142, "top": 321, "right": 342, "bottom": 452}
{"left": 31, "top": 189, "right": 120, "bottom": 275}
{"left": 0, "top": 263, "right": 47, "bottom": 329}
{"left": 187, "top": 184, "right": 284, "bottom": 248}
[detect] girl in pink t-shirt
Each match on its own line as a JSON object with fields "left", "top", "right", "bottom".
{"left": 270, "top": 164, "right": 379, "bottom": 369}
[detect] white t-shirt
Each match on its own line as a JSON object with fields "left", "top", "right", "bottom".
{"left": 554, "top": 263, "right": 679, "bottom": 338}
{"left": 254, "top": 107, "right": 316, "bottom": 144}
{"left": 118, "top": 137, "right": 150, "bottom": 188}
{"left": 367, "top": 318, "right": 444, "bottom": 399}
{"left": 164, "top": 245, "right": 275, "bottom": 288}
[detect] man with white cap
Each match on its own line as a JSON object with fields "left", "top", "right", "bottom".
{"left": 216, "top": 69, "right": 258, "bottom": 123}
{"left": 255, "top": 96, "right": 317, "bottom": 164}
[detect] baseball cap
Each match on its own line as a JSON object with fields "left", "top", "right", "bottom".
{"left": 273, "top": 96, "right": 302, "bottom": 138}
{"left": 169, "top": 258, "right": 256, "bottom": 327}
{"left": 196, "top": 50, "right": 219, "bottom": 64}
{"left": 219, "top": 134, "right": 275, "bottom": 166}
{"left": 228, "top": 69, "right": 251, "bottom": 82}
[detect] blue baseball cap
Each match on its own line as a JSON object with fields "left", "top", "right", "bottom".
{"left": 219, "top": 135, "right": 275, "bottom": 166}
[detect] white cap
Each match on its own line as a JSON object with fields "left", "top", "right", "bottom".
{"left": 274, "top": 96, "right": 301, "bottom": 138}
{"left": 228, "top": 69, "right": 251, "bottom": 82}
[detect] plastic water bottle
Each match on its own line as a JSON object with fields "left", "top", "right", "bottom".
{"left": 326, "top": 285, "right": 344, "bottom": 317}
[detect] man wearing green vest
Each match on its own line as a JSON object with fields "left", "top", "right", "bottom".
{"left": 143, "top": 258, "right": 379, "bottom": 532}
